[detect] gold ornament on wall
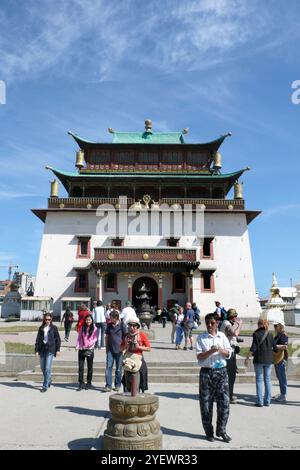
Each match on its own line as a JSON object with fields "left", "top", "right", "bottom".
{"left": 108, "top": 253, "right": 115, "bottom": 260}
{"left": 143, "top": 253, "right": 149, "bottom": 260}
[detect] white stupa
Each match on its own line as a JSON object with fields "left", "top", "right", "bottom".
{"left": 260, "top": 273, "right": 285, "bottom": 323}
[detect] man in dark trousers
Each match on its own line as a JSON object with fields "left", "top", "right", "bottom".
{"left": 196, "top": 313, "right": 232, "bottom": 443}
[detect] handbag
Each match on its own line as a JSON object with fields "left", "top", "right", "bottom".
{"left": 123, "top": 351, "right": 142, "bottom": 373}
{"left": 82, "top": 349, "right": 93, "bottom": 358}
{"left": 273, "top": 350, "right": 285, "bottom": 365}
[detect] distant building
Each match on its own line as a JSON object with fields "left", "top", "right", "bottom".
{"left": 13, "top": 272, "right": 36, "bottom": 296}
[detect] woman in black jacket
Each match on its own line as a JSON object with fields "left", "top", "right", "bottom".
{"left": 246, "top": 319, "right": 277, "bottom": 407}
{"left": 35, "top": 312, "right": 61, "bottom": 392}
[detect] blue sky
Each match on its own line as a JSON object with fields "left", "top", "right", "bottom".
{"left": 0, "top": 0, "right": 300, "bottom": 297}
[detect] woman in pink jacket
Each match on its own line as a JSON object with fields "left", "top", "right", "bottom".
{"left": 76, "top": 315, "right": 98, "bottom": 390}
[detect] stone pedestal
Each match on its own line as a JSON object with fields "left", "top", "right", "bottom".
{"left": 103, "top": 394, "right": 162, "bottom": 450}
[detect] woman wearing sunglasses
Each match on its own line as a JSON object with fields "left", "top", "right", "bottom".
{"left": 35, "top": 312, "right": 61, "bottom": 392}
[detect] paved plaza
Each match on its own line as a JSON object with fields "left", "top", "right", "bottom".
{"left": 0, "top": 379, "right": 299, "bottom": 450}
{"left": 0, "top": 321, "right": 300, "bottom": 450}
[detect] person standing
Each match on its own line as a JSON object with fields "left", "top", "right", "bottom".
{"left": 120, "top": 301, "right": 138, "bottom": 325}
{"left": 273, "top": 321, "right": 288, "bottom": 403}
{"left": 220, "top": 308, "right": 243, "bottom": 404}
{"left": 93, "top": 300, "right": 106, "bottom": 349}
{"left": 76, "top": 304, "right": 90, "bottom": 333}
{"left": 61, "top": 307, "right": 74, "bottom": 342}
{"left": 120, "top": 319, "right": 151, "bottom": 394}
{"left": 182, "top": 302, "right": 195, "bottom": 350}
{"left": 104, "top": 310, "right": 127, "bottom": 392}
{"left": 161, "top": 308, "right": 168, "bottom": 328}
{"left": 246, "top": 319, "right": 277, "bottom": 407}
{"left": 192, "top": 302, "right": 201, "bottom": 326}
{"left": 175, "top": 306, "right": 184, "bottom": 350}
{"left": 169, "top": 304, "right": 179, "bottom": 344}
{"left": 76, "top": 314, "right": 98, "bottom": 390}
{"left": 35, "top": 312, "right": 61, "bottom": 392}
{"left": 214, "top": 301, "right": 227, "bottom": 321}
{"left": 196, "top": 313, "right": 232, "bottom": 443}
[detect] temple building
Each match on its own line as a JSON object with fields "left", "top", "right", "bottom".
{"left": 33, "top": 120, "right": 260, "bottom": 317}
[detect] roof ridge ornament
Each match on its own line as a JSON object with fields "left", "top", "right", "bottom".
{"left": 108, "top": 128, "right": 115, "bottom": 134}
{"left": 182, "top": 128, "right": 189, "bottom": 134}
{"left": 145, "top": 119, "right": 152, "bottom": 133}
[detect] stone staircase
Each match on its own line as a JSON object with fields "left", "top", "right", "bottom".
{"left": 17, "top": 359, "right": 256, "bottom": 384}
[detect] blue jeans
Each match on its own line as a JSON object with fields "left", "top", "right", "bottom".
{"left": 40, "top": 353, "right": 54, "bottom": 389}
{"left": 275, "top": 361, "right": 287, "bottom": 396}
{"left": 105, "top": 350, "right": 123, "bottom": 388}
{"left": 96, "top": 322, "right": 106, "bottom": 348}
{"left": 254, "top": 363, "right": 272, "bottom": 405}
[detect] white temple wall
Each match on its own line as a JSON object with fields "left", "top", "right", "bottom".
{"left": 35, "top": 211, "right": 259, "bottom": 317}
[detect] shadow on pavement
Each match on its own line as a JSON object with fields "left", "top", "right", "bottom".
{"left": 68, "top": 436, "right": 103, "bottom": 450}
{"left": 160, "top": 426, "right": 205, "bottom": 440}
{"left": 0, "top": 381, "right": 40, "bottom": 390}
{"left": 155, "top": 391, "right": 198, "bottom": 400}
{"left": 56, "top": 405, "right": 110, "bottom": 418}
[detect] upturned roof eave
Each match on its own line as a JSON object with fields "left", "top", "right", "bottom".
{"left": 68, "top": 131, "right": 231, "bottom": 151}
{"left": 47, "top": 167, "right": 247, "bottom": 192}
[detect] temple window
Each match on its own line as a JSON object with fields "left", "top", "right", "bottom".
{"left": 187, "top": 152, "right": 208, "bottom": 166}
{"left": 71, "top": 186, "right": 83, "bottom": 197}
{"left": 138, "top": 152, "right": 159, "bottom": 164}
{"left": 115, "top": 151, "right": 134, "bottom": 164}
{"left": 172, "top": 273, "right": 185, "bottom": 293}
{"left": 75, "top": 271, "right": 89, "bottom": 293}
{"left": 162, "top": 151, "right": 182, "bottom": 164}
{"left": 76, "top": 236, "right": 91, "bottom": 258}
{"left": 200, "top": 271, "right": 215, "bottom": 292}
{"left": 105, "top": 273, "right": 117, "bottom": 291}
{"left": 89, "top": 150, "right": 110, "bottom": 165}
{"left": 201, "top": 238, "right": 214, "bottom": 259}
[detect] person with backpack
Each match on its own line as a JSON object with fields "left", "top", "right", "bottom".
{"left": 214, "top": 301, "right": 227, "bottom": 322}
{"left": 220, "top": 308, "right": 243, "bottom": 403}
{"left": 61, "top": 307, "right": 74, "bottom": 342}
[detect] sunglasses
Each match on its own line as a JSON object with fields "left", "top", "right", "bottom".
{"left": 45, "top": 318, "right": 51, "bottom": 321}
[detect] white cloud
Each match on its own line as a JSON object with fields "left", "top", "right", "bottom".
{"left": 263, "top": 204, "right": 300, "bottom": 218}
{"left": 0, "top": 190, "right": 40, "bottom": 200}
{"left": 0, "top": 0, "right": 294, "bottom": 82}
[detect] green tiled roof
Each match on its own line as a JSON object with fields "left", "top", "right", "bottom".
{"left": 68, "top": 131, "right": 231, "bottom": 150}
{"left": 47, "top": 167, "right": 248, "bottom": 194}
{"left": 112, "top": 132, "right": 185, "bottom": 144}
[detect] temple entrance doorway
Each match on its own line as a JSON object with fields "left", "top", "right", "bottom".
{"left": 132, "top": 276, "right": 158, "bottom": 309}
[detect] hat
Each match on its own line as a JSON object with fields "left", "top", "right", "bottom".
{"left": 174, "top": 304, "right": 180, "bottom": 308}
{"left": 273, "top": 321, "right": 285, "bottom": 326}
{"left": 127, "top": 319, "right": 141, "bottom": 328}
